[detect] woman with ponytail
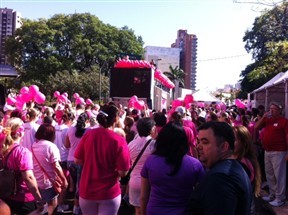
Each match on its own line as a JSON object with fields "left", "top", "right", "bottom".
{"left": 74, "top": 104, "right": 130, "bottom": 215}
{"left": 0, "top": 117, "right": 43, "bottom": 214}
{"left": 65, "top": 112, "right": 89, "bottom": 215}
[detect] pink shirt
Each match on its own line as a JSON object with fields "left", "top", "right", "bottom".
{"left": 74, "top": 127, "right": 130, "bottom": 200}
{"left": 6, "top": 144, "right": 35, "bottom": 202}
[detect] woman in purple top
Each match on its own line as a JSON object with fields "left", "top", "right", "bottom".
{"left": 140, "top": 121, "right": 205, "bottom": 215}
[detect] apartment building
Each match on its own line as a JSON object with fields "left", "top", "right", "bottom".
{"left": 0, "top": 8, "right": 22, "bottom": 65}
{"left": 171, "top": 29, "right": 198, "bottom": 91}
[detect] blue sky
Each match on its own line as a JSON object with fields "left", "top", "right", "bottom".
{"left": 1, "top": 0, "right": 267, "bottom": 91}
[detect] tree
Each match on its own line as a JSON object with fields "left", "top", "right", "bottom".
{"left": 239, "top": 1, "right": 288, "bottom": 97}
{"left": 5, "top": 13, "right": 144, "bottom": 100}
{"left": 164, "top": 65, "right": 185, "bottom": 99}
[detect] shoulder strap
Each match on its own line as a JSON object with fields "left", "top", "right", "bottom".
{"left": 128, "top": 139, "right": 153, "bottom": 175}
{"left": 31, "top": 146, "right": 53, "bottom": 183}
{"left": 4, "top": 145, "right": 20, "bottom": 168}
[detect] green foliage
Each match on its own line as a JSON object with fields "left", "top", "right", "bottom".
{"left": 5, "top": 13, "right": 144, "bottom": 99}
{"left": 163, "top": 65, "right": 185, "bottom": 88}
{"left": 241, "top": 1, "right": 288, "bottom": 93}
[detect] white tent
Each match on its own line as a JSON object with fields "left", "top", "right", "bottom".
{"left": 192, "top": 89, "right": 220, "bottom": 102}
{"left": 250, "top": 71, "right": 288, "bottom": 117}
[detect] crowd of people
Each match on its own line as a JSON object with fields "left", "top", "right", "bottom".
{"left": 0, "top": 97, "right": 287, "bottom": 215}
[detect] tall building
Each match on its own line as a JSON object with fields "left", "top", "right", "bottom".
{"left": 171, "top": 29, "right": 198, "bottom": 90}
{"left": 0, "top": 8, "right": 22, "bottom": 65}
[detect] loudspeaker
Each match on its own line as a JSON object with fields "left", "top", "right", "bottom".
{"left": 0, "top": 84, "right": 6, "bottom": 106}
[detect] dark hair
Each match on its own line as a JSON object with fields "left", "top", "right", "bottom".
{"left": 153, "top": 112, "right": 167, "bottom": 127}
{"left": 26, "top": 108, "right": 38, "bottom": 121}
{"left": 43, "top": 116, "right": 54, "bottom": 125}
{"left": 198, "top": 121, "right": 235, "bottom": 151}
{"left": 35, "top": 123, "right": 55, "bottom": 142}
{"left": 10, "top": 109, "right": 23, "bottom": 119}
{"left": 153, "top": 122, "right": 188, "bottom": 176}
{"left": 136, "top": 117, "right": 155, "bottom": 137}
{"left": 62, "top": 111, "right": 75, "bottom": 122}
{"left": 169, "top": 111, "right": 183, "bottom": 126}
{"left": 75, "top": 113, "right": 88, "bottom": 138}
{"left": 131, "top": 109, "right": 140, "bottom": 122}
{"left": 97, "top": 104, "right": 119, "bottom": 128}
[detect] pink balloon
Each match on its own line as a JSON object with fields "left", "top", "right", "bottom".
{"left": 86, "top": 99, "right": 93, "bottom": 105}
{"left": 54, "top": 91, "right": 60, "bottom": 98}
{"left": 29, "top": 85, "right": 39, "bottom": 97}
{"left": 76, "top": 97, "right": 85, "bottom": 105}
{"left": 16, "top": 101, "right": 25, "bottom": 110}
{"left": 197, "top": 102, "right": 205, "bottom": 108}
{"left": 21, "top": 92, "right": 33, "bottom": 103}
{"left": 58, "top": 95, "right": 67, "bottom": 103}
{"left": 20, "top": 86, "right": 29, "bottom": 94}
{"left": 6, "top": 97, "right": 16, "bottom": 105}
{"left": 130, "top": 95, "right": 138, "bottom": 102}
{"left": 185, "top": 103, "right": 192, "bottom": 109}
{"left": 134, "top": 100, "right": 145, "bottom": 110}
{"left": 184, "top": 94, "right": 194, "bottom": 105}
{"left": 73, "top": 93, "right": 80, "bottom": 99}
{"left": 128, "top": 99, "right": 135, "bottom": 108}
{"left": 16, "top": 95, "right": 23, "bottom": 103}
{"left": 172, "top": 99, "right": 183, "bottom": 108}
{"left": 34, "top": 92, "right": 46, "bottom": 104}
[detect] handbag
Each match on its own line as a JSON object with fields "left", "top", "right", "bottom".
{"left": 31, "top": 146, "right": 63, "bottom": 194}
{"left": 121, "top": 138, "right": 153, "bottom": 185}
{"left": 0, "top": 145, "right": 20, "bottom": 198}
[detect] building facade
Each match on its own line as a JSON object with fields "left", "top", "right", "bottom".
{"left": 171, "top": 29, "right": 197, "bottom": 91}
{"left": 0, "top": 8, "right": 22, "bottom": 65}
{"left": 144, "top": 46, "right": 181, "bottom": 73}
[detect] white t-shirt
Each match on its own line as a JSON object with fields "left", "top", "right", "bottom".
{"left": 54, "top": 124, "right": 69, "bottom": 161}
{"left": 32, "top": 140, "right": 61, "bottom": 189}
{"left": 66, "top": 126, "right": 82, "bottom": 161}
{"left": 22, "top": 121, "right": 40, "bottom": 150}
{"left": 128, "top": 136, "right": 155, "bottom": 189}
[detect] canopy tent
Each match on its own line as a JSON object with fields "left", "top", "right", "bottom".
{"left": 192, "top": 89, "right": 220, "bottom": 102}
{"left": 250, "top": 70, "right": 288, "bottom": 118}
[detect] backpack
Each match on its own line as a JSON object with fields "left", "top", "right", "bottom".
{"left": 0, "top": 145, "right": 20, "bottom": 198}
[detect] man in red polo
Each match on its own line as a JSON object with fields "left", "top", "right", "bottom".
{"left": 255, "top": 101, "right": 288, "bottom": 207}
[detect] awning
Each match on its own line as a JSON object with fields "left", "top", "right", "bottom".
{"left": 0, "top": 64, "right": 18, "bottom": 77}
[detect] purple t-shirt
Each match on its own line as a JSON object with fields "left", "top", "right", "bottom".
{"left": 141, "top": 154, "right": 205, "bottom": 215}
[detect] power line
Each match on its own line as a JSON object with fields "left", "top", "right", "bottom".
{"left": 198, "top": 53, "right": 250, "bottom": 62}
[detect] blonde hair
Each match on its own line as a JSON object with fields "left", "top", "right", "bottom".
{"left": 1, "top": 117, "right": 23, "bottom": 155}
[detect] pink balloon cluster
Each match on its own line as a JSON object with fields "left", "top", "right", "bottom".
{"left": 54, "top": 91, "right": 70, "bottom": 104}
{"left": 128, "top": 95, "right": 145, "bottom": 110}
{"left": 154, "top": 70, "right": 175, "bottom": 89}
{"left": 171, "top": 94, "right": 194, "bottom": 110}
{"left": 5, "top": 85, "right": 46, "bottom": 110}
{"left": 115, "top": 59, "right": 151, "bottom": 68}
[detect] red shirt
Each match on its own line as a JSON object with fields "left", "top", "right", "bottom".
{"left": 74, "top": 127, "right": 130, "bottom": 200}
{"left": 262, "top": 116, "right": 288, "bottom": 151}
